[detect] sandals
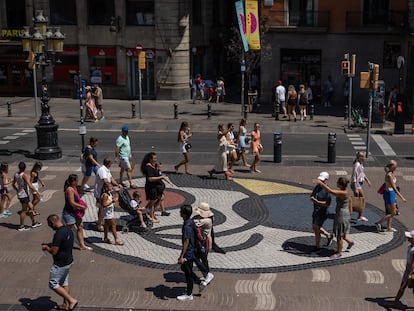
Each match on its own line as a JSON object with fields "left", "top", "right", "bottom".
{"left": 103, "top": 238, "right": 112, "bottom": 244}
{"left": 79, "top": 246, "right": 93, "bottom": 251}
{"left": 115, "top": 240, "right": 124, "bottom": 246}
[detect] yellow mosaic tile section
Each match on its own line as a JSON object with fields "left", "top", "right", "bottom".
{"left": 233, "top": 178, "right": 310, "bottom": 195}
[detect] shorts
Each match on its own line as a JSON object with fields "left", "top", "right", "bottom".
{"left": 62, "top": 209, "right": 76, "bottom": 226}
{"left": 49, "top": 262, "right": 73, "bottom": 289}
{"left": 279, "top": 100, "right": 286, "bottom": 109}
{"left": 238, "top": 136, "right": 247, "bottom": 148}
{"left": 350, "top": 182, "right": 363, "bottom": 192}
{"left": 312, "top": 210, "right": 328, "bottom": 227}
{"left": 18, "top": 196, "right": 30, "bottom": 204}
{"left": 84, "top": 164, "right": 99, "bottom": 177}
{"left": 0, "top": 186, "right": 8, "bottom": 195}
{"left": 119, "top": 157, "right": 131, "bottom": 170}
{"left": 383, "top": 190, "right": 396, "bottom": 205}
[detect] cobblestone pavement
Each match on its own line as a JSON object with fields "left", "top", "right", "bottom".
{"left": 0, "top": 162, "right": 413, "bottom": 311}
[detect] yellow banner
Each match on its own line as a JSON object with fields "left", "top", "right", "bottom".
{"left": 245, "top": 0, "right": 261, "bottom": 50}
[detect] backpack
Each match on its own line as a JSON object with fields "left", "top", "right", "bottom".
{"left": 118, "top": 187, "right": 132, "bottom": 210}
{"left": 193, "top": 223, "right": 210, "bottom": 256}
{"left": 299, "top": 92, "right": 308, "bottom": 105}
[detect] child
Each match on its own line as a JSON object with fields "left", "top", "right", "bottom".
{"left": 30, "top": 161, "right": 45, "bottom": 215}
{"left": 100, "top": 182, "right": 123, "bottom": 245}
{"left": 130, "top": 191, "right": 148, "bottom": 228}
{"left": 0, "top": 162, "right": 13, "bottom": 218}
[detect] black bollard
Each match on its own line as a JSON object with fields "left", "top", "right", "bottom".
{"left": 309, "top": 102, "right": 314, "bottom": 120}
{"left": 344, "top": 104, "right": 348, "bottom": 120}
{"left": 273, "top": 132, "right": 282, "bottom": 163}
{"left": 328, "top": 132, "right": 336, "bottom": 163}
{"left": 131, "top": 102, "right": 136, "bottom": 118}
{"left": 174, "top": 103, "right": 178, "bottom": 119}
{"left": 207, "top": 103, "right": 212, "bottom": 120}
{"left": 243, "top": 103, "right": 248, "bottom": 119}
{"left": 275, "top": 101, "right": 280, "bottom": 120}
{"left": 7, "top": 101, "right": 11, "bottom": 117}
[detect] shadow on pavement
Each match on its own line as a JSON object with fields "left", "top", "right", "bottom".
{"left": 19, "top": 296, "right": 57, "bottom": 311}
{"left": 365, "top": 296, "right": 414, "bottom": 310}
{"left": 146, "top": 272, "right": 189, "bottom": 300}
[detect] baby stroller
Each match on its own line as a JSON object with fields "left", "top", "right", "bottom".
{"left": 117, "top": 187, "right": 152, "bottom": 233}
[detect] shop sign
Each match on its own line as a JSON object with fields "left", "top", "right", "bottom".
{"left": 1, "top": 28, "right": 25, "bottom": 40}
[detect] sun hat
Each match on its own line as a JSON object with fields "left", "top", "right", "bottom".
{"left": 121, "top": 125, "right": 129, "bottom": 132}
{"left": 405, "top": 230, "right": 414, "bottom": 238}
{"left": 193, "top": 202, "right": 214, "bottom": 218}
{"left": 317, "top": 171, "right": 329, "bottom": 181}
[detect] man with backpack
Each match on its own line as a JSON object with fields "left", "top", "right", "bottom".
{"left": 192, "top": 202, "right": 214, "bottom": 290}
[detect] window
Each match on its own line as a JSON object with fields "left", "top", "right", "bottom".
{"left": 363, "top": 0, "right": 389, "bottom": 25}
{"left": 50, "top": 0, "right": 77, "bottom": 25}
{"left": 87, "top": 0, "right": 115, "bottom": 25}
{"left": 383, "top": 42, "right": 401, "bottom": 68}
{"left": 126, "top": 0, "right": 154, "bottom": 25}
{"left": 289, "top": 0, "right": 314, "bottom": 26}
{"left": 6, "top": 0, "right": 26, "bottom": 27}
{"left": 192, "top": 0, "right": 202, "bottom": 25}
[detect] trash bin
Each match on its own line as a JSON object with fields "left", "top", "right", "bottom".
{"left": 394, "top": 100, "right": 404, "bottom": 134}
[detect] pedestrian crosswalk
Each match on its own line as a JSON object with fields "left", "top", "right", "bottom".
{"left": 347, "top": 134, "right": 367, "bottom": 151}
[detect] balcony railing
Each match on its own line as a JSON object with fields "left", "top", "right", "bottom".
{"left": 262, "top": 10, "right": 330, "bottom": 31}
{"left": 346, "top": 11, "right": 407, "bottom": 32}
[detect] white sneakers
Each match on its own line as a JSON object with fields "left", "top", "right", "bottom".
{"left": 176, "top": 294, "right": 193, "bottom": 301}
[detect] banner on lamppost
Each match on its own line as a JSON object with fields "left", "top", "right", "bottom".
{"left": 235, "top": 0, "right": 249, "bottom": 52}
{"left": 246, "top": 0, "right": 261, "bottom": 50}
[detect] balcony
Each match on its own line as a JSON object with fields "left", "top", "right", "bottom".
{"left": 262, "top": 10, "right": 330, "bottom": 33}
{"left": 346, "top": 11, "right": 407, "bottom": 33}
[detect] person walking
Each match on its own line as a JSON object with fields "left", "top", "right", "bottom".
{"left": 174, "top": 122, "right": 192, "bottom": 175}
{"left": 324, "top": 75, "right": 334, "bottom": 107}
{"left": 385, "top": 230, "right": 414, "bottom": 308}
{"left": 386, "top": 85, "right": 398, "bottom": 121}
{"left": 94, "top": 158, "right": 120, "bottom": 232}
{"left": 315, "top": 177, "right": 354, "bottom": 259}
{"left": 177, "top": 204, "right": 202, "bottom": 301}
{"left": 80, "top": 137, "right": 100, "bottom": 193}
{"left": 310, "top": 172, "right": 333, "bottom": 251}
{"left": 93, "top": 84, "right": 104, "bottom": 120}
{"left": 42, "top": 214, "right": 78, "bottom": 311}
{"left": 192, "top": 202, "right": 215, "bottom": 290}
{"left": 236, "top": 118, "right": 250, "bottom": 167}
{"left": 297, "top": 84, "right": 308, "bottom": 121}
{"left": 350, "top": 151, "right": 371, "bottom": 222}
{"left": 250, "top": 122, "right": 262, "bottom": 173}
{"left": 30, "top": 161, "right": 45, "bottom": 215}
{"left": 115, "top": 126, "right": 137, "bottom": 188}
{"left": 0, "top": 162, "right": 13, "bottom": 218}
{"left": 287, "top": 85, "right": 297, "bottom": 122}
{"left": 208, "top": 124, "right": 233, "bottom": 180}
{"left": 275, "top": 80, "right": 287, "bottom": 118}
{"left": 13, "top": 161, "right": 42, "bottom": 231}
{"left": 101, "top": 182, "right": 123, "bottom": 245}
{"left": 375, "top": 160, "right": 406, "bottom": 232}
{"left": 226, "top": 123, "right": 238, "bottom": 173}
{"left": 216, "top": 77, "right": 225, "bottom": 103}
{"left": 62, "top": 174, "right": 91, "bottom": 251}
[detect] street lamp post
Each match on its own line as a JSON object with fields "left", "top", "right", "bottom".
{"left": 21, "top": 10, "right": 65, "bottom": 160}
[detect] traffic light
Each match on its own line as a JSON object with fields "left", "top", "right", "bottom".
{"left": 138, "top": 52, "right": 146, "bottom": 70}
{"left": 360, "top": 72, "right": 370, "bottom": 89}
{"left": 341, "top": 60, "right": 350, "bottom": 76}
{"left": 372, "top": 64, "right": 379, "bottom": 90}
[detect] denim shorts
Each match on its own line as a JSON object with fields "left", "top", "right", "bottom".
{"left": 62, "top": 210, "right": 76, "bottom": 226}
{"left": 18, "top": 196, "right": 30, "bottom": 204}
{"left": 49, "top": 262, "right": 73, "bottom": 289}
{"left": 383, "top": 190, "right": 396, "bottom": 205}
{"left": 84, "top": 164, "right": 99, "bottom": 177}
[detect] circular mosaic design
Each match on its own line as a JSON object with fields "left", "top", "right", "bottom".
{"left": 81, "top": 175, "right": 406, "bottom": 273}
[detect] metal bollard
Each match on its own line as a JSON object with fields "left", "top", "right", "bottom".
{"left": 131, "top": 102, "right": 136, "bottom": 118}
{"left": 309, "top": 102, "right": 314, "bottom": 120}
{"left": 174, "top": 103, "right": 178, "bottom": 119}
{"left": 274, "top": 101, "right": 280, "bottom": 120}
{"left": 207, "top": 103, "right": 211, "bottom": 120}
{"left": 7, "top": 101, "right": 11, "bottom": 117}
{"left": 243, "top": 103, "right": 248, "bottom": 119}
{"left": 328, "top": 132, "right": 336, "bottom": 163}
{"left": 273, "top": 132, "right": 282, "bottom": 163}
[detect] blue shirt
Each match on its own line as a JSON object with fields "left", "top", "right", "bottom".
{"left": 182, "top": 219, "right": 195, "bottom": 260}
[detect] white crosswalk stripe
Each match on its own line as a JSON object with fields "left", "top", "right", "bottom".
{"left": 311, "top": 269, "right": 330, "bottom": 282}
{"left": 363, "top": 270, "right": 384, "bottom": 284}
{"left": 392, "top": 259, "right": 406, "bottom": 276}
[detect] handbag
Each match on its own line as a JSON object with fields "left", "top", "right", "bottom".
{"left": 349, "top": 196, "right": 366, "bottom": 214}
{"left": 74, "top": 189, "right": 87, "bottom": 219}
{"left": 377, "top": 183, "right": 385, "bottom": 195}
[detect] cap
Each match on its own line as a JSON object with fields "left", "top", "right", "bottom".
{"left": 405, "top": 230, "right": 414, "bottom": 238}
{"left": 121, "top": 125, "right": 129, "bottom": 132}
{"left": 192, "top": 202, "right": 214, "bottom": 218}
{"left": 317, "top": 171, "right": 329, "bottom": 181}
{"left": 130, "top": 200, "right": 138, "bottom": 209}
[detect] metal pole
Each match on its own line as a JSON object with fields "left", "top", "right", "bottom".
{"left": 33, "top": 65, "right": 39, "bottom": 119}
{"left": 241, "top": 72, "right": 244, "bottom": 117}
{"left": 79, "top": 72, "right": 85, "bottom": 151}
{"left": 366, "top": 90, "right": 373, "bottom": 158}
{"left": 138, "top": 69, "right": 142, "bottom": 119}
{"left": 347, "top": 76, "right": 352, "bottom": 128}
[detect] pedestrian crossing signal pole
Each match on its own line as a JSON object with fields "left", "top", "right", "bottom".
{"left": 365, "top": 62, "right": 379, "bottom": 158}
{"left": 342, "top": 53, "right": 356, "bottom": 130}
{"left": 136, "top": 44, "right": 145, "bottom": 119}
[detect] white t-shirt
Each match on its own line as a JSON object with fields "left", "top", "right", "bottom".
{"left": 276, "top": 85, "right": 286, "bottom": 102}
{"left": 94, "top": 165, "right": 112, "bottom": 199}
